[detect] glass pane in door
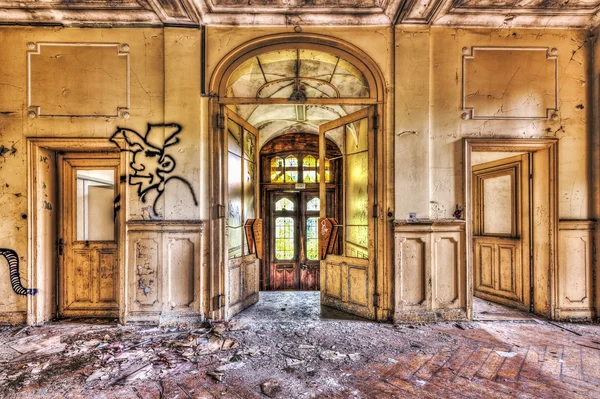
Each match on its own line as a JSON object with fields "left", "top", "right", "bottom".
{"left": 275, "top": 217, "right": 295, "bottom": 260}
{"left": 76, "top": 169, "right": 115, "bottom": 241}
{"left": 306, "top": 217, "right": 318, "bottom": 260}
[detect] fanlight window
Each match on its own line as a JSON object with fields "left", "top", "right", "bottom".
{"left": 306, "top": 197, "right": 320, "bottom": 211}
{"left": 226, "top": 49, "right": 370, "bottom": 100}
{"left": 317, "top": 159, "right": 331, "bottom": 183}
{"left": 285, "top": 156, "right": 298, "bottom": 183}
{"left": 275, "top": 197, "right": 294, "bottom": 211}
{"left": 270, "top": 157, "right": 284, "bottom": 183}
{"left": 303, "top": 155, "right": 317, "bottom": 183}
{"left": 269, "top": 154, "right": 332, "bottom": 184}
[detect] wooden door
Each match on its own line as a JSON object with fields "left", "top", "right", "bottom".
{"left": 319, "top": 107, "right": 377, "bottom": 319}
{"left": 223, "top": 108, "right": 260, "bottom": 318}
{"left": 268, "top": 191, "right": 323, "bottom": 291}
{"left": 59, "top": 154, "right": 120, "bottom": 318}
{"left": 472, "top": 154, "right": 531, "bottom": 310}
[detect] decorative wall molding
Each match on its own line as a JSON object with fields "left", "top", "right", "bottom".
{"left": 126, "top": 220, "right": 205, "bottom": 324}
{"left": 556, "top": 220, "right": 595, "bottom": 319}
{"left": 27, "top": 42, "right": 130, "bottom": 119}
{"left": 462, "top": 47, "right": 558, "bottom": 120}
{"left": 393, "top": 221, "right": 466, "bottom": 323}
{"left": 451, "top": 0, "right": 600, "bottom": 15}
{"left": 394, "top": 0, "right": 445, "bottom": 24}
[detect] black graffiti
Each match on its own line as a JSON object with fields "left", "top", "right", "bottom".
{"left": 0, "top": 249, "right": 38, "bottom": 296}
{"left": 110, "top": 123, "right": 198, "bottom": 215}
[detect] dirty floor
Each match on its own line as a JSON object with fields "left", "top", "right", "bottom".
{"left": 1, "top": 292, "right": 600, "bottom": 398}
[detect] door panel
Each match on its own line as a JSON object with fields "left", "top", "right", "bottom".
{"left": 59, "top": 155, "right": 120, "bottom": 317}
{"left": 319, "top": 107, "right": 377, "bottom": 319}
{"left": 472, "top": 154, "right": 530, "bottom": 310}
{"left": 224, "top": 108, "right": 260, "bottom": 318}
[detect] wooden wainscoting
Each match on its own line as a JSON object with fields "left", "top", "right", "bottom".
{"left": 393, "top": 221, "right": 467, "bottom": 323}
{"left": 556, "top": 220, "right": 595, "bottom": 320}
{"left": 125, "top": 220, "right": 207, "bottom": 325}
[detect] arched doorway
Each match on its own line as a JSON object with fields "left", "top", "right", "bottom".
{"left": 260, "top": 133, "right": 342, "bottom": 291}
{"left": 209, "top": 34, "right": 386, "bottom": 320}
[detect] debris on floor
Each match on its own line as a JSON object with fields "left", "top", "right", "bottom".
{"left": 0, "top": 292, "right": 599, "bottom": 398}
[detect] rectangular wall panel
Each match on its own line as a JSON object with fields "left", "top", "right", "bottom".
{"left": 394, "top": 222, "right": 466, "bottom": 323}
{"left": 557, "top": 221, "right": 594, "bottom": 318}
{"left": 434, "top": 236, "right": 460, "bottom": 307}
{"left": 167, "top": 237, "right": 195, "bottom": 309}
{"left": 126, "top": 221, "right": 205, "bottom": 324}
{"left": 397, "top": 237, "right": 426, "bottom": 306}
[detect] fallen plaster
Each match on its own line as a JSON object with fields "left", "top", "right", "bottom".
{"left": 1, "top": 292, "right": 599, "bottom": 398}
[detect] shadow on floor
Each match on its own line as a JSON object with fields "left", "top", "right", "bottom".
{"left": 473, "top": 297, "right": 534, "bottom": 321}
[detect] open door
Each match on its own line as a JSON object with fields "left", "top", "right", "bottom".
{"left": 223, "top": 108, "right": 261, "bottom": 318}
{"left": 472, "top": 154, "right": 531, "bottom": 311}
{"left": 319, "top": 107, "right": 377, "bottom": 319}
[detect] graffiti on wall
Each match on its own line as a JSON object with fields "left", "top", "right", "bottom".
{"left": 0, "top": 249, "right": 38, "bottom": 296}
{"left": 110, "top": 123, "right": 198, "bottom": 215}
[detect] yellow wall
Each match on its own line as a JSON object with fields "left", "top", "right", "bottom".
{"left": 0, "top": 24, "right": 596, "bottom": 320}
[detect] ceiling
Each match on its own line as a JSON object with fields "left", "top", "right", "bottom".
{"left": 0, "top": 0, "right": 597, "bottom": 28}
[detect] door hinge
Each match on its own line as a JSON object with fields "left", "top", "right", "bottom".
{"left": 212, "top": 294, "right": 224, "bottom": 311}
{"left": 372, "top": 114, "right": 379, "bottom": 130}
{"left": 57, "top": 238, "right": 64, "bottom": 256}
{"left": 215, "top": 113, "right": 225, "bottom": 130}
{"left": 372, "top": 204, "right": 379, "bottom": 219}
{"left": 215, "top": 204, "right": 225, "bottom": 219}
{"left": 373, "top": 293, "right": 380, "bottom": 308}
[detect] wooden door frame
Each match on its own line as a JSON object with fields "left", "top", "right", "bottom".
{"left": 208, "top": 33, "right": 388, "bottom": 320}
{"left": 27, "top": 138, "right": 126, "bottom": 326}
{"left": 464, "top": 138, "right": 558, "bottom": 319}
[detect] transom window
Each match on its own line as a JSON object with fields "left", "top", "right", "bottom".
{"left": 269, "top": 154, "right": 331, "bottom": 184}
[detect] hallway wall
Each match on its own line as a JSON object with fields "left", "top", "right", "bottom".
{"left": 0, "top": 24, "right": 596, "bottom": 323}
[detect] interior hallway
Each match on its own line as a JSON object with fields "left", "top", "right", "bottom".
{"left": 1, "top": 292, "right": 600, "bottom": 398}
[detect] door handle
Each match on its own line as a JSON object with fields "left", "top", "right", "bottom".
{"left": 300, "top": 264, "right": 308, "bottom": 270}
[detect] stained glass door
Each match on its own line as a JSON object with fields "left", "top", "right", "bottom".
{"left": 268, "top": 191, "right": 330, "bottom": 291}
{"left": 319, "top": 107, "right": 377, "bottom": 319}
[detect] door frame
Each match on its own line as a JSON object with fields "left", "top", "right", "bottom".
{"left": 27, "top": 138, "right": 126, "bottom": 326}
{"left": 464, "top": 138, "right": 558, "bottom": 319}
{"left": 208, "top": 33, "right": 389, "bottom": 320}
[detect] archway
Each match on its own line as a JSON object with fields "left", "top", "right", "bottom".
{"left": 208, "top": 33, "right": 386, "bottom": 321}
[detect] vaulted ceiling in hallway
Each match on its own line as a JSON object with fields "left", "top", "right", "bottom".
{"left": 0, "top": 0, "right": 597, "bottom": 28}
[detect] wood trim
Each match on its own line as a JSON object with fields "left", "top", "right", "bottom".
{"left": 27, "top": 138, "right": 127, "bottom": 326}
{"left": 464, "top": 137, "right": 558, "bottom": 319}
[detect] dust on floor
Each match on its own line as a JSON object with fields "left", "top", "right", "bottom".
{"left": 1, "top": 292, "right": 600, "bottom": 398}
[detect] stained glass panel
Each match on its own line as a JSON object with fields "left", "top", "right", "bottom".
{"left": 306, "top": 217, "right": 318, "bottom": 260}
{"left": 302, "top": 155, "right": 317, "bottom": 183}
{"left": 316, "top": 159, "right": 331, "bottom": 183}
{"left": 285, "top": 155, "right": 298, "bottom": 183}
{"left": 275, "top": 217, "right": 294, "bottom": 260}
{"left": 306, "top": 197, "right": 320, "bottom": 211}
{"left": 275, "top": 197, "right": 294, "bottom": 211}
{"left": 270, "top": 157, "right": 284, "bottom": 183}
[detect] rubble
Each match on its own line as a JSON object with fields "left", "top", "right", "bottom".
{"left": 0, "top": 292, "right": 599, "bottom": 398}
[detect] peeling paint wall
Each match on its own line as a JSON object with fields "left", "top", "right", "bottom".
{"left": 428, "top": 28, "right": 590, "bottom": 220}
{"left": 592, "top": 26, "right": 600, "bottom": 319}
{"left": 0, "top": 26, "right": 205, "bottom": 322}
{"left": 0, "top": 24, "right": 596, "bottom": 322}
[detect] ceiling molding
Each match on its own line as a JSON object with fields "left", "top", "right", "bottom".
{"left": 0, "top": 0, "right": 597, "bottom": 28}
